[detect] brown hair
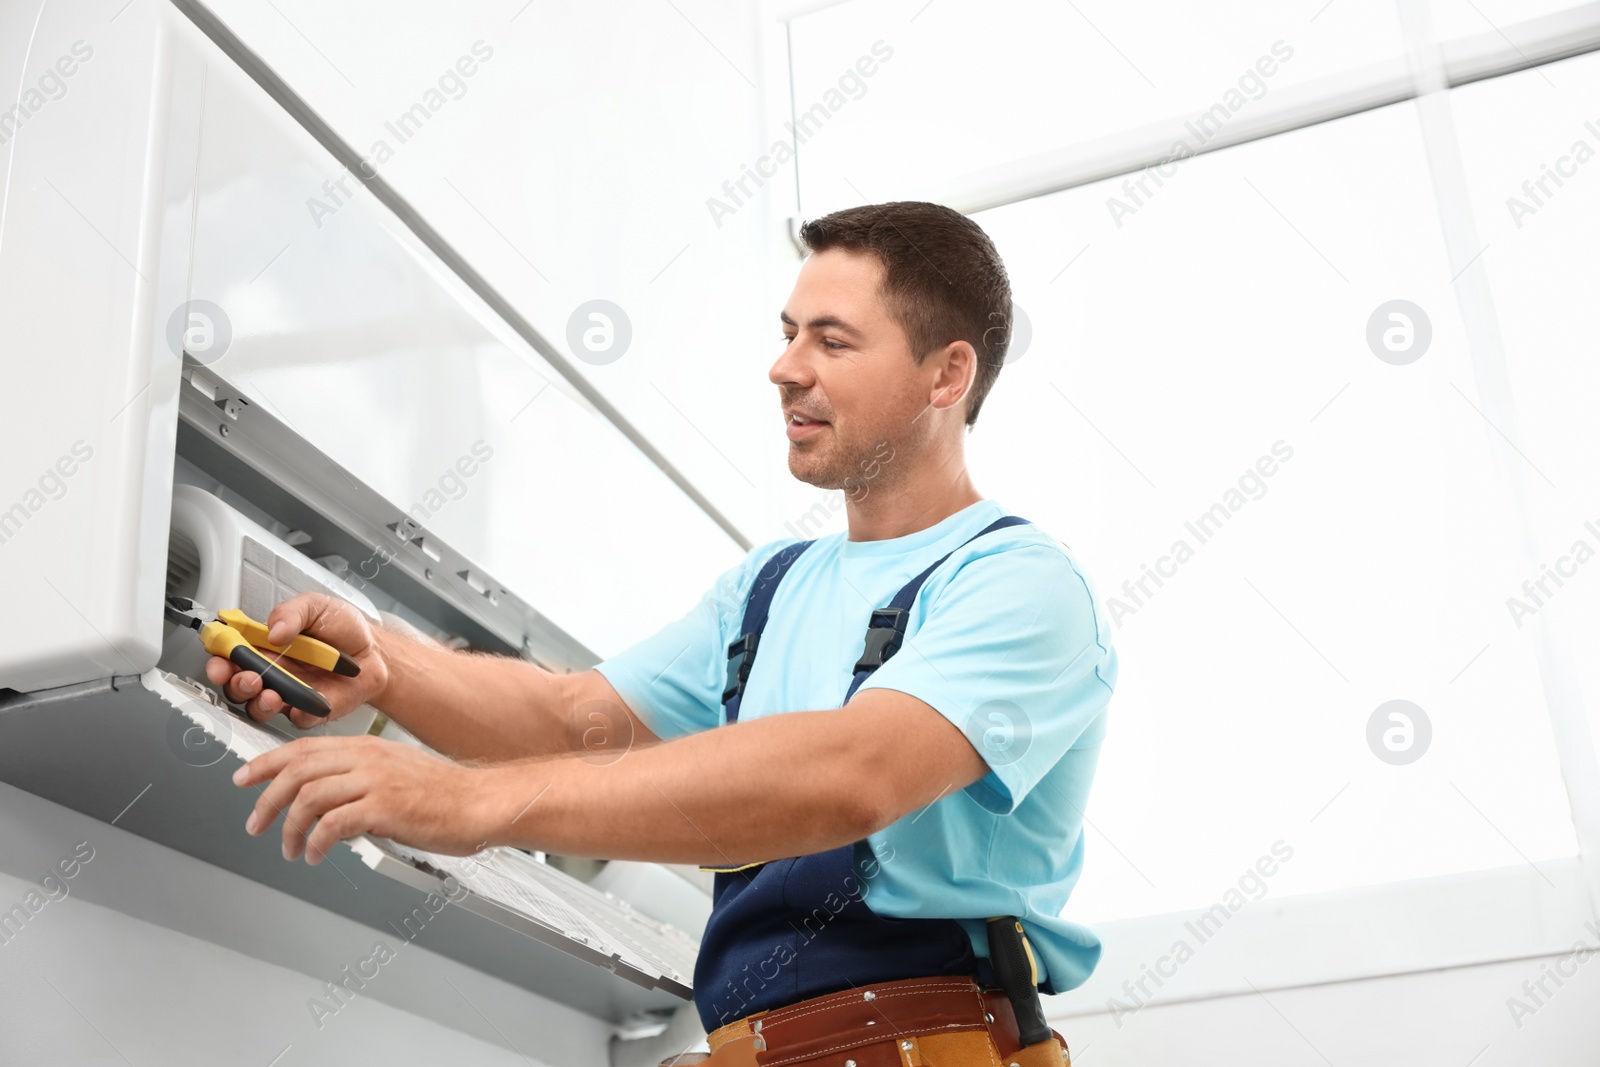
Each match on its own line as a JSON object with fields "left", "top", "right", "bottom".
{"left": 798, "top": 201, "right": 1013, "bottom": 427}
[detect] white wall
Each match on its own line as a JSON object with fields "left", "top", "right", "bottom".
{"left": 1051, "top": 949, "right": 1600, "bottom": 1067}
{"left": 195, "top": 0, "right": 801, "bottom": 548}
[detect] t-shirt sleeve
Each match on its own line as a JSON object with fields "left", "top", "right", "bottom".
{"left": 594, "top": 539, "right": 799, "bottom": 741}
{"left": 853, "top": 544, "right": 1116, "bottom": 814}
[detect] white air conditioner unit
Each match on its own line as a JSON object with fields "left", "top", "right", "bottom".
{"left": 0, "top": 3, "right": 728, "bottom": 1061}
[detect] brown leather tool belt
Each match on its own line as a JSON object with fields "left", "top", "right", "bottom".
{"left": 671, "top": 974, "right": 1070, "bottom": 1066}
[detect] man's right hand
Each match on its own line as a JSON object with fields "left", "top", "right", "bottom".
{"left": 204, "top": 592, "right": 390, "bottom": 730}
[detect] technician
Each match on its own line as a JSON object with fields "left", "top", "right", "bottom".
{"left": 215, "top": 201, "right": 1117, "bottom": 1067}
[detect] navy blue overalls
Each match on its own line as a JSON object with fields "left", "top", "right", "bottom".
{"left": 693, "top": 515, "right": 1057, "bottom": 1032}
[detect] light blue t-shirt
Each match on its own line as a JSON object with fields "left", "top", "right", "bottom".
{"left": 594, "top": 498, "right": 1117, "bottom": 992}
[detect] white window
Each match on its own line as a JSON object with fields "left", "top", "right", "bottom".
{"left": 770, "top": 0, "right": 1599, "bottom": 1006}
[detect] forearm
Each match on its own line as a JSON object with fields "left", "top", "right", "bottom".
{"left": 234, "top": 688, "right": 987, "bottom": 871}
{"left": 372, "top": 626, "right": 577, "bottom": 762}
{"left": 474, "top": 708, "right": 887, "bottom": 865}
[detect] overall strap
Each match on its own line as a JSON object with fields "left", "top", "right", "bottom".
{"left": 844, "top": 515, "right": 1030, "bottom": 703}
{"left": 722, "top": 539, "right": 815, "bottom": 724}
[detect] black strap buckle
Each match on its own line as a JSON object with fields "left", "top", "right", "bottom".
{"left": 723, "top": 631, "right": 760, "bottom": 703}
{"left": 853, "top": 608, "right": 910, "bottom": 673}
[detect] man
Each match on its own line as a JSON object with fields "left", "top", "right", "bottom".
{"left": 216, "top": 201, "right": 1117, "bottom": 1066}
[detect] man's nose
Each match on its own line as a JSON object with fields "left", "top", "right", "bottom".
{"left": 769, "top": 340, "right": 813, "bottom": 388}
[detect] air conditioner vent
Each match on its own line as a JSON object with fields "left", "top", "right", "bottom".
{"left": 166, "top": 530, "right": 202, "bottom": 600}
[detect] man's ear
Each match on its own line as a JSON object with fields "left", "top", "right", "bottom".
{"left": 927, "top": 340, "right": 977, "bottom": 414}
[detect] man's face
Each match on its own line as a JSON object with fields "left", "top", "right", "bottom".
{"left": 769, "top": 249, "right": 935, "bottom": 491}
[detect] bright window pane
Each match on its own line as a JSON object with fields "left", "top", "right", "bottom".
{"left": 1451, "top": 51, "right": 1600, "bottom": 775}
{"left": 1428, "top": 0, "right": 1593, "bottom": 40}
{"left": 788, "top": 0, "right": 1407, "bottom": 217}
{"left": 965, "top": 99, "right": 1579, "bottom": 921}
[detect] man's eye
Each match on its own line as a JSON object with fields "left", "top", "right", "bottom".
{"left": 781, "top": 334, "right": 795, "bottom": 344}
{"left": 823, "top": 340, "right": 846, "bottom": 351}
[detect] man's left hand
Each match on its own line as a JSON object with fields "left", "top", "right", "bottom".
{"left": 232, "top": 736, "right": 499, "bottom": 864}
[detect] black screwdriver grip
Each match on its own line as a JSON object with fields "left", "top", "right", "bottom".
{"left": 229, "top": 644, "right": 331, "bottom": 720}
{"left": 987, "top": 916, "right": 1052, "bottom": 1048}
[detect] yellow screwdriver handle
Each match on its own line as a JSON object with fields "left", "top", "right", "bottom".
{"left": 198, "top": 621, "right": 331, "bottom": 719}
{"left": 216, "top": 609, "right": 359, "bottom": 677}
